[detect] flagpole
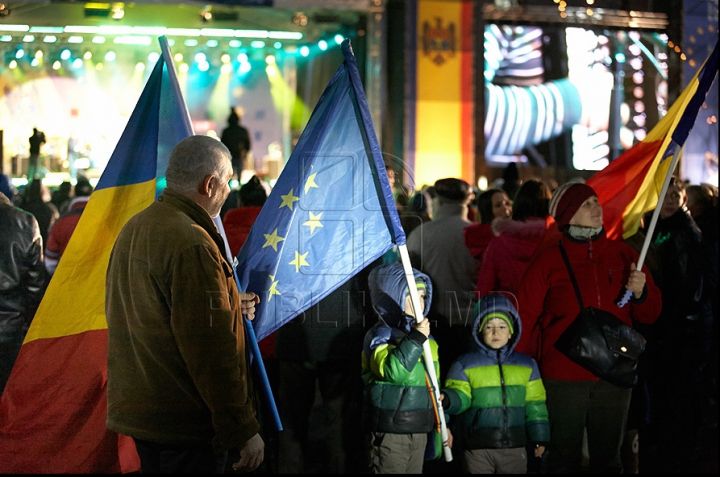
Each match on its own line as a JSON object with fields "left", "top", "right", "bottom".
{"left": 398, "top": 244, "right": 453, "bottom": 462}
{"left": 158, "top": 36, "right": 193, "bottom": 132}
{"left": 617, "top": 142, "right": 681, "bottom": 307}
{"left": 233, "top": 269, "right": 283, "bottom": 431}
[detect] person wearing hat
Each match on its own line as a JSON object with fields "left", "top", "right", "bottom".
{"left": 440, "top": 293, "right": 549, "bottom": 474}
{"left": 406, "top": 178, "right": 477, "bottom": 380}
{"left": 516, "top": 182, "right": 661, "bottom": 474}
{"left": 362, "top": 262, "right": 450, "bottom": 474}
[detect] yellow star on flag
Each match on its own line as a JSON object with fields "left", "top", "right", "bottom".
{"left": 268, "top": 275, "right": 281, "bottom": 301}
{"left": 304, "top": 173, "right": 319, "bottom": 194}
{"left": 280, "top": 188, "right": 300, "bottom": 211}
{"left": 303, "top": 212, "right": 324, "bottom": 234}
{"left": 289, "top": 250, "right": 310, "bottom": 273}
{"left": 263, "top": 228, "right": 286, "bottom": 252}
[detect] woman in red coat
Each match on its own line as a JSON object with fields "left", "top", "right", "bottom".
{"left": 475, "top": 179, "right": 555, "bottom": 299}
{"left": 516, "top": 182, "right": 661, "bottom": 474}
{"left": 463, "top": 188, "right": 512, "bottom": 281}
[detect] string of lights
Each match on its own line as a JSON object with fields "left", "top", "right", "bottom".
{"left": 0, "top": 22, "right": 351, "bottom": 72}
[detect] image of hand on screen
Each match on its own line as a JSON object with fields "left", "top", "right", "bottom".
{"left": 483, "top": 24, "right": 614, "bottom": 168}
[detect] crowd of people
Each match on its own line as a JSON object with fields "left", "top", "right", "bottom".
{"left": 1, "top": 139, "right": 718, "bottom": 474}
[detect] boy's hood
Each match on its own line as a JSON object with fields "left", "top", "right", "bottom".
{"left": 369, "top": 263, "right": 432, "bottom": 332}
{"left": 472, "top": 293, "right": 522, "bottom": 356}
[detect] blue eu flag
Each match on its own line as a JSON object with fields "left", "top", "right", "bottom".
{"left": 236, "top": 40, "right": 404, "bottom": 342}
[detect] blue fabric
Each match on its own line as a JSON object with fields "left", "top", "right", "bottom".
{"left": 95, "top": 37, "right": 193, "bottom": 193}
{"left": 236, "top": 40, "right": 404, "bottom": 342}
{"left": 0, "top": 174, "right": 15, "bottom": 202}
{"left": 671, "top": 40, "right": 718, "bottom": 146}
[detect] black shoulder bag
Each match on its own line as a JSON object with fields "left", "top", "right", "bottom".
{"left": 554, "top": 241, "right": 646, "bottom": 388}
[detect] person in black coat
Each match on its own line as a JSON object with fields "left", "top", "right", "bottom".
{"left": 638, "top": 176, "right": 707, "bottom": 472}
{"left": 0, "top": 191, "right": 48, "bottom": 393}
{"left": 220, "top": 107, "right": 251, "bottom": 181}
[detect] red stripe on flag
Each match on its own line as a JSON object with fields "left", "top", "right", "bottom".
{"left": 587, "top": 138, "right": 663, "bottom": 240}
{"left": 0, "top": 330, "right": 140, "bottom": 474}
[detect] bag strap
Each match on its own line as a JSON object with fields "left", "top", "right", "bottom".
{"left": 558, "top": 241, "right": 585, "bottom": 310}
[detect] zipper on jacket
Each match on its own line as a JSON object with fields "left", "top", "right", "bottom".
{"left": 586, "top": 237, "right": 603, "bottom": 307}
{"left": 497, "top": 349, "right": 509, "bottom": 442}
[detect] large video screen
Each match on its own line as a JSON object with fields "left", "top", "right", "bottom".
{"left": 484, "top": 24, "right": 669, "bottom": 171}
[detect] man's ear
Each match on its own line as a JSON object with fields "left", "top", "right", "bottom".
{"left": 198, "top": 175, "right": 213, "bottom": 196}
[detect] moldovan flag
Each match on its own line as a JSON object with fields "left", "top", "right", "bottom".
{"left": 235, "top": 39, "right": 405, "bottom": 342}
{"left": 0, "top": 36, "right": 192, "bottom": 473}
{"left": 587, "top": 39, "right": 718, "bottom": 240}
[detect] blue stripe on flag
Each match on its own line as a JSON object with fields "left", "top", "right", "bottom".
{"left": 672, "top": 40, "right": 719, "bottom": 146}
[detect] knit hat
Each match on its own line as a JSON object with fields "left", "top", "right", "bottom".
{"left": 405, "top": 279, "right": 426, "bottom": 300}
{"left": 239, "top": 175, "right": 267, "bottom": 207}
{"left": 549, "top": 182, "right": 597, "bottom": 229}
{"left": 478, "top": 311, "right": 514, "bottom": 335}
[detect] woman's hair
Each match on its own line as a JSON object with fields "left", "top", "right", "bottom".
{"left": 477, "top": 188, "right": 504, "bottom": 224}
{"left": 166, "top": 135, "right": 231, "bottom": 193}
{"left": 511, "top": 179, "right": 551, "bottom": 221}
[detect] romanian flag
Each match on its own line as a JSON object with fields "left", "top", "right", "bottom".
{"left": 235, "top": 39, "right": 405, "bottom": 343}
{"left": 0, "top": 37, "right": 192, "bottom": 473}
{"left": 587, "top": 40, "right": 719, "bottom": 240}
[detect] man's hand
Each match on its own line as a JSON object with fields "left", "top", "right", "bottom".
{"left": 232, "top": 433, "right": 264, "bottom": 472}
{"left": 239, "top": 292, "right": 260, "bottom": 320}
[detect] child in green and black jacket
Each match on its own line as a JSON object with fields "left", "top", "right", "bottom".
{"left": 441, "top": 293, "right": 549, "bottom": 474}
{"left": 361, "top": 262, "right": 442, "bottom": 474}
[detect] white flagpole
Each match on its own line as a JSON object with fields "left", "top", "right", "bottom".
{"left": 617, "top": 143, "right": 681, "bottom": 307}
{"left": 398, "top": 244, "right": 453, "bottom": 462}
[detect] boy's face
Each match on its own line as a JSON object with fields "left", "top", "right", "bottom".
{"left": 482, "top": 318, "right": 511, "bottom": 349}
{"left": 404, "top": 289, "right": 426, "bottom": 318}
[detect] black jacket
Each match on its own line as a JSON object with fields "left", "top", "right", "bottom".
{"left": 1, "top": 193, "right": 48, "bottom": 391}
{"left": 641, "top": 207, "right": 704, "bottom": 338}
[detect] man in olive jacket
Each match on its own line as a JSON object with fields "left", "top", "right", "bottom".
{"left": 105, "top": 135, "right": 263, "bottom": 473}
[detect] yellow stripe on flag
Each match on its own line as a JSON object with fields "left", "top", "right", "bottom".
{"left": 415, "top": 0, "right": 468, "bottom": 187}
{"left": 24, "top": 180, "right": 156, "bottom": 342}
{"left": 621, "top": 65, "right": 704, "bottom": 238}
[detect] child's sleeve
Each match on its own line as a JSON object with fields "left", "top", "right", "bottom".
{"left": 440, "top": 357, "right": 472, "bottom": 415}
{"left": 366, "top": 326, "right": 425, "bottom": 384}
{"left": 525, "top": 358, "right": 550, "bottom": 444}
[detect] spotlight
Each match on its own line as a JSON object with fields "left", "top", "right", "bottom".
{"left": 292, "top": 12, "right": 308, "bottom": 27}
{"left": 111, "top": 3, "right": 124, "bottom": 20}
{"left": 0, "top": 4, "right": 9, "bottom": 16}
{"left": 200, "top": 7, "right": 212, "bottom": 22}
